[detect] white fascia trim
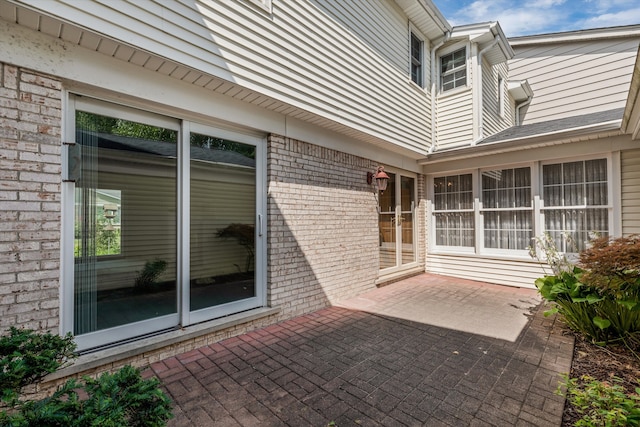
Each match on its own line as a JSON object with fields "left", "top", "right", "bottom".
{"left": 622, "top": 46, "right": 640, "bottom": 139}
{"left": 509, "top": 25, "right": 640, "bottom": 46}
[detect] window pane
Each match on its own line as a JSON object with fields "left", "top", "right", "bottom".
{"left": 190, "top": 133, "right": 256, "bottom": 312}
{"left": 543, "top": 164, "right": 562, "bottom": 186}
{"left": 441, "top": 48, "right": 467, "bottom": 91}
{"left": 74, "top": 111, "right": 177, "bottom": 334}
{"left": 563, "top": 161, "right": 584, "bottom": 184}
{"left": 434, "top": 212, "right": 474, "bottom": 247}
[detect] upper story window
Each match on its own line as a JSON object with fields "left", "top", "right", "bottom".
{"left": 441, "top": 48, "right": 467, "bottom": 92}
{"left": 410, "top": 32, "right": 423, "bottom": 87}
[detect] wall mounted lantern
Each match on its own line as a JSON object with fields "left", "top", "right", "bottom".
{"left": 367, "top": 166, "right": 390, "bottom": 193}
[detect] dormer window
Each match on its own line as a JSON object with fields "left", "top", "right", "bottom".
{"left": 441, "top": 48, "right": 467, "bottom": 92}
{"left": 410, "top": 32, "right": 423, "bottom": 87}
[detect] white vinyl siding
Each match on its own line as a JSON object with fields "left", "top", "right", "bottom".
{"left": 426, "top": 254, "right": 546, "bottom": 288}
{"left": 510, "top": 38, "right": 639, "bottom": 124}
{"left": 482, "top": 61, "right": 512, "bottom": 137}
{"left": 20, "top": 0, "right": 433, "bottom": 153}
{"left": 622, "top": 149, "right": 640, "bottom": 235}
{"left": 436, "top": 90, "right": 474, "bottom": 149}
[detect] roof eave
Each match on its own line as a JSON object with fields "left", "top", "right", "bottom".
{"left": 419, "top": 120, "right": 622, "bottom": 165}
{"left": 622, "top": 46, "right": 640, "bottom": 140}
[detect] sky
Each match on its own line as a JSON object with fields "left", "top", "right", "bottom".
{"left": 432, "top": 0, "right": 640, "bottom": 37}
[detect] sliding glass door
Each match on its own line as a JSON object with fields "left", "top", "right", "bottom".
{"left": 65, "top": 97, "right": 265, "bottom": 350}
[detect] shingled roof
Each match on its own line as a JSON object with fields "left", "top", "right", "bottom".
{"left": 479, "top": 108, "right": 624, "bottom": 145}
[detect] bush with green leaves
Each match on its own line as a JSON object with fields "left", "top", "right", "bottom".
{"left": 560, "top": 374, "right": 640, "bottom": 426}
{"left": 0, "top": 328, "right": 172, "bottom": 427}
{"left": 531, "top": 234, "right": 640, "bottom": 347}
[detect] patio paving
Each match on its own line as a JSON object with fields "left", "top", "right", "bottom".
{"left": 148, "top": 273, "right": 574, "bottom": 426}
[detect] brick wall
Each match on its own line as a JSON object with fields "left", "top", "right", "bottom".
{"left": 0, "top": 63, "right": 62, "bottom": 333}
{"left": 267, "top": 135, "right": 380, "bottom": 317}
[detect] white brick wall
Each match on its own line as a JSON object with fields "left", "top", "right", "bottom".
{"left": 267, "top": 134, "right": 382, "bottom": 317}
{"left": 0, "top": 61, "right": 427, "bottom": 382}
{"left": 0, "top": 63, "right": 61, "bottom": 332}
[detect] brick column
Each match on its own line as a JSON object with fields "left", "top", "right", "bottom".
{"left": 0, "top": 63, "right": 62, "bottom": 332}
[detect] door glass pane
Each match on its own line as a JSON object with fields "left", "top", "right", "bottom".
{"left": 190, "top": 133, "right": 256, "bottom": 311}
{"left": 74, "top": 111, "right": 177, "bottom": 334}
{"left": 401, "top": 176, "right": 415, "bottom": 265}
{"left": 379, "top": 173, "right": 396, "bottom": 269}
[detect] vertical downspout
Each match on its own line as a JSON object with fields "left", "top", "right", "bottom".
{"left": 515, "top": 96, "right": 532, "bottom": 126}
{"left": 428, "top": 32, "right": 450, "bottom": 154}
{"left": 471, "top": 36, "right": 501, "bottom": 145}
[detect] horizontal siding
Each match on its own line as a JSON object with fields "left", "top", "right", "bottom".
{"left": 94, "top": 156, "right": 254, "bottom": 291}
{"left": 23, "top": 0, "right": 433, "bottom": 153}
{"left": 482, "top": 60, "right": 512, "bottom": 138}
{"left": 622, "top": 149, "right": 640, "bottom": 235}
{"left": 435, "top": 89, "right": 474, "bottom": 150}
{"left": 426, "top": 254, "right": 547, "bottom": 288}
{"left": 509, "top": 38, "right": 639, "bottom": 124}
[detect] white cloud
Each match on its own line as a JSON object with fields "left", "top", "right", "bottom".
{"left": 436, "top": 0, "right": 640, "bottom": 37}
{"left": 446, "top": 0, "right": 568, "bottom": 36}
{"left": 579, "top": 8, "right": 640, "bottom": 28}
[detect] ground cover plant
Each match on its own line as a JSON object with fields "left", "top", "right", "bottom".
{"left": 531, "top": 234, "right": 640, "bottom": 426}
{"left": 0, "top": 327, "right": 172, "bottom": 427}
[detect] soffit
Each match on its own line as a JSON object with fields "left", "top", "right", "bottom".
{"left": 0, "top": 1, "right": 410, "bottom": 153}
{"left": 393, "top": 0, "right": 451, "bottom": 40}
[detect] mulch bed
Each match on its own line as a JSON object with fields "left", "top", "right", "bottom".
{"left": 561, "top": 332, "right": 640, "bottom": 426}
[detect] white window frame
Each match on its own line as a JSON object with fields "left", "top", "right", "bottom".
{"left": 479, "top": 164, "right": 534, "bottom": 257}
{"left": 62, "top": 94, "right": 267, "bottom": 351}
{"left": 498, "top": 76, "right": 505, "bottom": 118}
{"left": 409, "top": 29, "right": 424, "bottom": 87}
{"left": 539, "top": 154, "right": 614, "bottom": 253}
{"left": 439, "top": 44, "right": 468, "bottom": 93}
{"left": 428, "top": 154, "right": 617, "bottom": 258}
{"left": 430, "top": 172, "right": 476, "bottom": 253}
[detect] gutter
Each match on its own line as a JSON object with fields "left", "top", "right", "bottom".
{"left": 471, "top": 36, "right": 501, "bottom": 145}
{"left": 428, "top": 31, "right": 450, "bottom": 154}
{"left": 515, "top": 96, "right": 532, "bottom": 126}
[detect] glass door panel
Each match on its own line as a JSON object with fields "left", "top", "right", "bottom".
{"left": 379, "top": 172, "right": 416, "bottom": 271}
{"left": 401, "top": 176, "right": 416, "bottom": 265}
{"left": 189, "top": 133, "right": 256, "bottom": 313}
{"left": 379, "top": 173, "right": 396, "bottom": 269}
{"left": 74, "top": 111, "right": 178, "bottom": 336}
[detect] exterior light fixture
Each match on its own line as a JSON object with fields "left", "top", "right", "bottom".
{"left": 367, "top": 166, "right": 390, "bottom": 193}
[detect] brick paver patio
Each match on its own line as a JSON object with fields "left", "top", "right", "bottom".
{"left": 147, "top": 274, "right": 574, "bottom": 426}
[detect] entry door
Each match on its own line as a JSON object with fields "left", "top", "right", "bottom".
{"left": 379, "top": 172, "right": 416, "bottom": 271}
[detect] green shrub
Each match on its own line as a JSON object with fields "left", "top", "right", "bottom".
{"left": 531, "top": 234, "right": 640, "bottom": 346}
{"left": 134, "top": 259, "right": 168, "bottom": 290}
{"left": 0, "top": 327, "right": 76, "bottom": 405}
{"left": 0, "top": 328, "right": 172, "bottom": 427}
{"left": 560, "top": 375, "right": 640, "bottom": 426}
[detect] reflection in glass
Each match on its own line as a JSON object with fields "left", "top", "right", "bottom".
{"left": 190, "top": 133, "right": 256, "bottom": 311}
{"left": 379, "top": 173, "right": 396, "bottom": 269}
{"left": 74, "top": 111, "right": 177, "bottom": 334}
{"left": 401, "top": 176, "right": 415, "bottom": 264}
